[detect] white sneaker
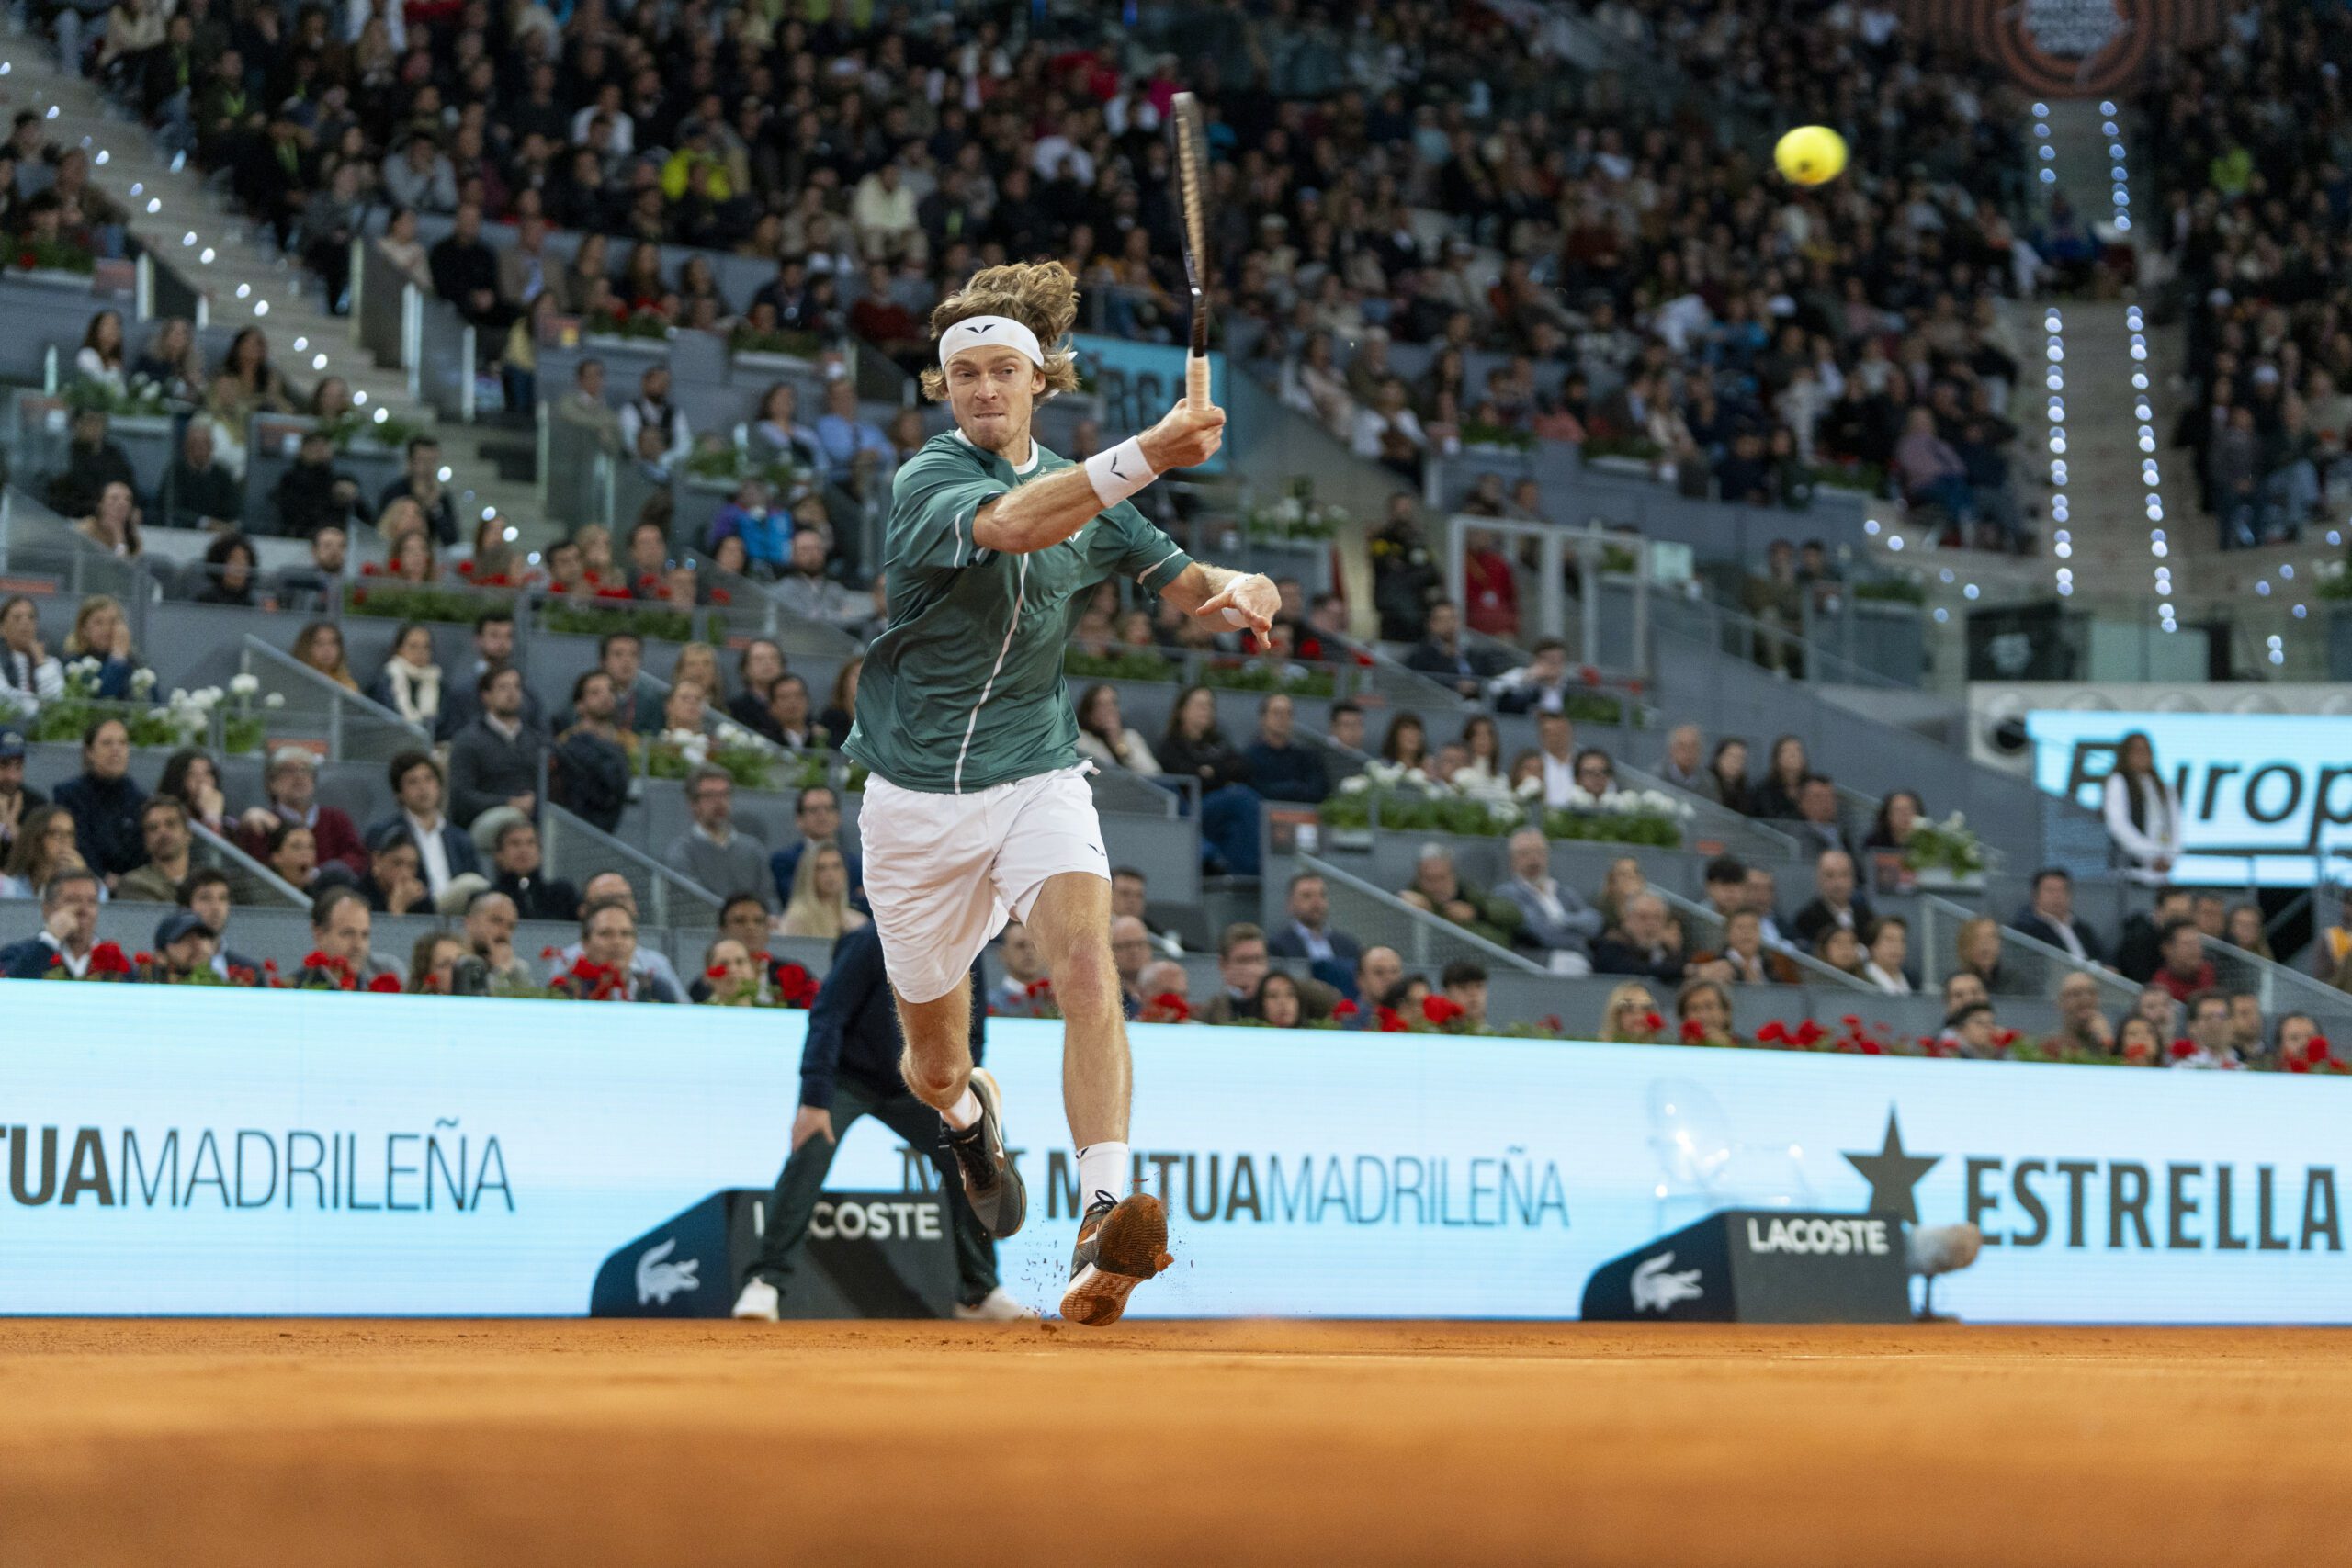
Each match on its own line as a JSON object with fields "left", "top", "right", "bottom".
{"left": 951, "top": 1286, "right": 1040, "bottom": 1322}
{"left": 730, "top": 1279, "right": 781, "bottom": 1321}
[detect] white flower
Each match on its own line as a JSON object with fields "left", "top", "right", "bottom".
{"left": 1946, "top": 811, "right": 1967, "bottom": 829}
{"left": 129, "top": 667, "right": 156, "bottom": 693}
{"left": 229, "top": 673, "right": 260, "bottom": 698}
{"left": 1600, "top": 789, "right": 1636, "bottom": 814}
{"left": 1366, "top": 761, "right": 1405, "bottom": 787}
{"left": 1403, "top": 767, "right": 1429, "bottom": 787}
{"left": 168, "top": 687, "right": 187, "bottom": 705}
{"left": 264, "top": 692, "right": 286, "bottom": 709}
{"left": 1566, "top": 785, "right": 1597, "bottom": 810}
{"left": 190, "top": 686, "right": 222, "bottom": 709}
{"left": 1639, "top": 789, "right": 1674, "bottom": 813}
{"left": 68, "top": 657, "right": 100, "bottom": 680}
{"left": 1515, "top": 775, "right": 1544, "bottom": 800}
{"left": 1339, "top": 774, "right": 1371, "bottom": 795}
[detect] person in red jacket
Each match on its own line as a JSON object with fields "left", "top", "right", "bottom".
{"left": 1461, "top": 527, "right": 1520, "bottom": 638}
{"left": 234, "top": 747, "right": 367, "bottom": 877}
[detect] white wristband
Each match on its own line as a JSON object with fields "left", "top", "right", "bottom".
{"left": 1084, "top": 437, "right": 1155, "bottom": 509}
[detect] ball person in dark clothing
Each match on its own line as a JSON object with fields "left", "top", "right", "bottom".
{"left": 732, "top": 922, "right": 1034, "bottom": 1322}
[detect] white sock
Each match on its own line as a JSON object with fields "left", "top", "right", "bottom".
{"left": 942, "top": 1086, "right": 982, "bottom": 1132}
{"left": 1076, "top": 1142, "right": 1130, "bottom": 1207}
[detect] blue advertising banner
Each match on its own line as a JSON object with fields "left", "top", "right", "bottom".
{"left": 1070, "top": 333, "right": 1227, "bottom": 472}
{"left": 2026, "top": 709, "right": 2352, "bottom": 886}
{"left": 1, "top": 982, "right": 2346, "bottom": 1321}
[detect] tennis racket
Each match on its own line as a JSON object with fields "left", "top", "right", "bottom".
{"left": 1170, "top": 91, "right": 1213, "bottom": 412}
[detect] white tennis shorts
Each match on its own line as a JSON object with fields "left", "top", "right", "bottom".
{"left": 859, "top": 764, "right": 1109, "bottom": 1005}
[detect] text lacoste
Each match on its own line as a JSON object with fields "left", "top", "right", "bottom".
{"left": 1744, "top": 1215, "right": 1893, "bottom": 1256}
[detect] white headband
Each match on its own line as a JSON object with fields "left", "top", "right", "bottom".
{"left": 938, "top": 314, "right": 1045, "bottom": 369}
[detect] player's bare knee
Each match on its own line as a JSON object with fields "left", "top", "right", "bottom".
{"left": 899, "top": 1044, "right": 967, "bottom": 1106}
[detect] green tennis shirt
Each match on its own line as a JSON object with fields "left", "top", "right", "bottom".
{"left": 843, "top": 431, "right": 1193, "bottom": 794}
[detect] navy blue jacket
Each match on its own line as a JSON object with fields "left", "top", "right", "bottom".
{"left": 54, "top": 771, "right": 149, "bottom": 880}
{"left": 798, "top": 922, "right": 981, "bottom": 1111}
{"left": 1243, "top": 739, "right": 1330, "bottom": 804}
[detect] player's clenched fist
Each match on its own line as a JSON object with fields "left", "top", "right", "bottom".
{"left": 1139, "top": 399, "right": 1227, "bottom": 472}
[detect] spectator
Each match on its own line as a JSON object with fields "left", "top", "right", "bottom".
{"left": 1110, "top": 916, "right": 1154, "bottom": 1015}
{"left": 369, "top": 750, "right": 480, "bottom": 906}
{"left": 460, "top": 889, "right": 539, "bottom": 995}
{"left": 765, "top": 675, "right": 824, "bottom": 751}
{"left": 258, "top": 818, "right": 319, "bottom": 892}
{"left": 276, "top": 524, "right": 352, "bottom": 615}
{"left": 50, "top": 409, "right": 138, "bottom": 522}
{"left": 2116, "top": 1016, "right": 2163, "bottom": 1066}
{"left": 1, "top": 805, "right": 90, "bottom": 901}
{"left": 1441, "top": 961, "right": 1490, "bottom": 1032}
{"left": 290, "top": 620, "right": 359, "bottom": 692}
{"left": 115, "top": 795, "right": 196, "bottom": 903}
{"left": 2048, "top": 971, "right": 2116, "bottom": 1056}
{"left": 1571, "top": 748, "right": 1618, "bottom": 802}
{"left": 1491, "top": 638, "right": 1577, "bottom": 717}
{"left": 474, "top": 810, "right": 576, "bottom": 925}
{"left": 0, "top": 596, "right": 65, "bottom": 716}
{"left": 356, "top": 825, "right": 431, "bottom": 916}
{"left": 1752, "top": 736, "right": 1811, "bottom": 821}
{"left": 778, "top": 842, "right": 867, "bottom": 940}
{"left": 1532, "top": 713, "right": 1578, "bottom": 809}
{"left": 2103, "top": 730, "right": 2180, "bottom": 883}
{"left": 382, "top": 130, "right": 457, "bottom": 214}
{"left": 143, "top": 907, "right": 222, "bottom": 986}
{"left": 708, "top": 479, "right": 791, "bottom": 573}
{"left": 74, "top": 479, "right": 144, "bottom": 561}
{"left": 577, "top": 632, "right": 663, "bottom": 736}
{"left": 378, "top": 436, "right": 458, "bottom": 548}
{"left": 1159, "top": 685, "right": 1262, "bottom": 878}
{"left": 1242, "top": 693, "right": 1328, "bottom": 805}
{"left": 1380, "top": 713, "right": 1430, "bottom": 771}
{"left": 556, "top": 897, "right": 680, "bottom": 1003}
{"left": 1253, "top": 971, "right": 1308, "bottom": 1029}
{"left": 1074, "top": 683, "right": 1159, "bottom": 775}
{"left": 2193, "top": 893, "right": 2228, "bottom": 939}
{"left": 297, "top": 885, "right": 401, "bottom": 989}
{"left": 164, "top": 421, "right": 244, "bottom": 532}
{"left": 1938, "top": 1001, "right": 2004, "bottom": 1061}
{"left": 192, "top": 533, "right": 259, "bottom": 607}
{"left": 54, "top": 716, "right": 146, "bottom": 885}
{"left": 1861, "top": 917, "right": 1914, "bottom": 996}
{"left": 406, "top": 931, "right": 468, "bottom": 996}
{"left": 2173, "top": 992, "right": 2244, "bottom": 1071}
{"left": 232, "top": 747, "right": 366, "bottom": 877}
{"left": 1135, "top": 959, "right": 1194, "bottom": 1024}
{"left": 1791, "top": 776, "right": 1851, "bottom": 861}
{"left": 2273, "top": 1012, "right": 2322, "bottom": 1072}
{"left": 728, "top": 640, "right": 788, "bottom": 740}
{"left": 1495, "top": 825, "right": 1600, "bottom": 975}
{"left": 1268, "top": 871, "right": 1363, "bottom": 966}
{"left": 550, "top": 873, "right": 687, "bottom": 999}
{"left": 1322, "top": 701, "right": 1367, "bottom": 794}
{"left": 270, "top": 431, "right": 370, "bottom": 541}
{"left": 2014, "top": 868, "right": 2105, "bottom": 964}
{"left": 554, "top": 358, "right": 624, "bottom": 460}
{"left": 2222, "top": 903, "right": 2274, "bottom": 963}
{"left": 1677, "top": 977, "right": 1738, "bottom": 1046}
{"left": 2152, "top": 919, "right": 2218, "bottom": 1005}
{"left": 1703, "top": 907, "right": 1803, "bottom": 987}
{"left": 813, "top": 380, "right": 891, "bottom": 487}
{"left": 772, "top": 530, "right": 869, "bottom": 631}
{"left": 664, "top": 764, "right": 775, "bottom": 909}
{"left": 1792, "top": 851, "right": 1874, "bottom": 953}
{"left": 445, "top": 667, "right": 545, "bottom": 829}
{"left": 1863, "top": 790, "right": 1924, "bottom": 853}
{"left": 61, "top": 595, "right": 142, "bottom": 698}
{"left": 1594, "top": 856, "right": 1647, "bottom": 932}
{"left": 436, "top": 609, "right": 544, "bottom": 741}
{"left": 1351, "top": 377, "right": 1429, "bottom": 483}
{"left": 366, "top": 623, "right": 444, "bottom": 732}
{"left": 1195, "top": 922, "right": 1272, "bottom": 1025}
{"left": 1596, "top": 981, "right": 1665, "bottom": 1044}
{"left": 548, "top": 671, "right": 631, "bottom": 835}
{"left": 1459, "top": 528, "right": 1518, "bottom": 638}
{"left": 1403, "top": 600, "right": 1507, "bottom": 700}
{"left": 0, "top": 869, "right": 106, "bottom": 978}
{"left": 1109, "top": 867, "right": 1182, "bottom": 959}
{"left": 2227, "top": 990, "right": 2267, "bottom": 1060}
{"left": 1698, "top": 855, "right": 1750, "bottom": 924}
{"left": 1747, "top": 865, "right": 1798, "bottom": 954}
{"left": 616, "top": 367, "right": 691, "bottom": 467}
{"left": 2118, "top": 886, "right": 2194, "bottom": 984}
{"left": 1348, "top": 945, "right": 1406, "bottom": 1016}
{"left": 1399, "top": 842, "right": 1517, "bottom": 949}
{"left": 1657, "top": 725, "right": 1706, "bottom": 795}
{"left": 1594, "top": 892, "right": 1688, "bottom": 984}
{"left": 1817, "top": 925, "right": 1868, "bottom": 979}
{"left": 0, "top": 728, "right": 45, "bottom": 861}
{"left": 749, "top": 383, "right": 820, "bottom": 470}
{"left": 767, "top": 786, "right": 861, "bottom": 911}
{"left": 2133, "top": 983, "right": 2180, "bottom": 1045}
{"left": 74, "top": 309, "right": 127, "bottom": 394}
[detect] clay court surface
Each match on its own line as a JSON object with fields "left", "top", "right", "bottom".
{"left": 3, "top": 1319, "right": 2347, "bottom": 1566}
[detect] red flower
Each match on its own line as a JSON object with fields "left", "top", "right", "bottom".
{"left": 2308, "top": 1037, "right": 2333, "bottom": 1064}
{"left": 1679, "top": 1017, "right": 1707, "bottom": 1043}
{"left": 1792, "top": 1020, "right": 1826, "bottom": 1047}
{"left": 351, "top": 588, "right": 369, "bottom": 606}
{"left": 368, "top": 974, "right": 402, "bottom": 993}
{"left": 1860, "top": 1040, "right": 1884, "bottom": 1055}
{"left": 710, "top": 588, "right": 732, "bottom": 605}
{"left": 359, "top": 559, "right": 383, "bottom": 577}
{"left": 1422, "top": 995, "right": 1465, "bottom": 1026}
{"left": 1840, "top": 1015, "right": 1861, "bottom": 1030}
{"left": 1642, "top": 1010, "right": 1665, "bottom": 1032}
{"left": 1758, "top": 1021, "right": 1788, "bottom": 1043}
{"left": 1579, "top": 664, "right": 1601, "bottom": 687}
{"left": 594, "top": 585, "right": 635, "bottom": 601}
{"left": 132, "top": 951, "right": 155, "bottom": 967}
{"left": 2170, "top": 1039, "right": 2196, "bottom": 1059}
{"left": 1542, "top": 1014, "right": 1565, "bottom": 1034}
{"left": 753, "top": 952, "right": 772, "bottom": 964}
{"left": 456, "top": 559, "right": 476, "bottom": 576}
{"left": 1353, "top": 650, "right": 1374, "bottom": 667}
{"left": 1992, "top": 1028, "right": 2019, "bottom": 1050}
{"left": 262, "top": 959, "right": 279, "bottom": 973}
{"left": 1374, "top": 1005, "right": 1408, "bottom": 1033}
{"left": 582, "top": 568, "right": 604, "bottom": 585}
{"left": 774, "top": 962, "right": 819, "bottom": 1008}
{"left": 1024, "top": 977, "right": 1053, "bottom": 998}
{"left": 228, "top": 964, "right": 257, "bottom": 986}
{"left": 1298, "top": 637, "right": 1323, "bottom": 660}
{"left": 302, "top": 950, "right": 349, "bottom": 974}
{"left": 548, "top": 580, "right": 573, "bottom": 595}
{"left": 46, "top": 952, "right": 62, "bottom": 969}
{"left": 1332, "top": 998, "right": 1360, "bottom": 1019}
{"left": 1149, "top": 991, "right": 1193, "bottom": 1022}
{"left": 2289, "top": 1057, "right": 2312, "bottom": 1074}
{"left": 706, "top": 963, "right": 732, "bottom": 981}
{"left": 540, "top": 946, "right": 560, "bottom": 960}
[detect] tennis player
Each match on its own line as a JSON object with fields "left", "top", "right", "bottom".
{"left": 842, "top": 261, "right": 1274, "bottom": 1326}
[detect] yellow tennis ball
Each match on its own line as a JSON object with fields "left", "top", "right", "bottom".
{"left": 1775, "top": 125, "right": 1848, "bottom": 186}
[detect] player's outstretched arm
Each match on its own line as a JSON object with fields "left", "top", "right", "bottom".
{"left": 970, "top": 399, "right": 1227, "bottom": 556}
{"left": 1161, "top": 561, "right": 1279, "bottom": 636}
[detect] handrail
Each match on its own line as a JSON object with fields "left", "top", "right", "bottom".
{"left": 188, "top": 818, "right": 310, "bottom": 908}
{"left": 1298, "top": 851, "right": 1548, "bottom": 976}
{"left": 1914, "top": 893, "right": 2139, "bottom": 1006}
{"left": 540, "top": 799, "right": 722, "bottom": 929}
{"left": 1654, "top": 591, "right": 1917, "bottom": 693}
{"left": 237, "top": 634, "right": 430, "bottom": 762}
{"left": 2199, "top": 933, "right": 2352, "bottom": 1027}
{"left": 1613, "top": 759, "right": 1804, "bottom": 863}
{"left": 1648, "top": 881, "right": 1878, "bottom": 992}
{"left": 1442, "top": 512, "right": 1654, "bottom": 683}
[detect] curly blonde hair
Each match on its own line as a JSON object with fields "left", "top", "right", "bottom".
{"left": 917, "top": 261, "right": 1083, "bottom": 403}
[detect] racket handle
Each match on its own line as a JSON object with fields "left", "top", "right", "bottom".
{"left": 1186, "top": 351, "right": 1211, "bottom": 412}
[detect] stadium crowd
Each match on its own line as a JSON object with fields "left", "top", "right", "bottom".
{"left": 2143, "top": 0, "right": 2352, "bottom": 549}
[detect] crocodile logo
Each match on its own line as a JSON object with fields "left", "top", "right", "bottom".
{"left": 635, "top": 1237, "right": 701, "bottom": 1306}
{"left": 1631, "top": 1251, "right": 1703, "bottom": 1313}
